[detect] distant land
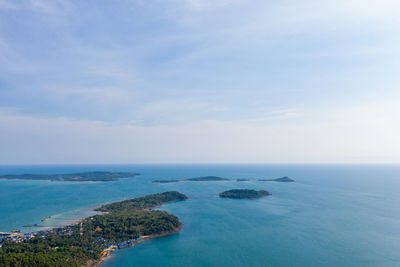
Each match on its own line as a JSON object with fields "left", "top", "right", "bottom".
{"left": 219, "top": 189, "right": 271, "bottom": 199}
{"left": 259, "top": 176, "right": 295, "bottom": 182}
{"left": 153, "top": 176, "right": 295, "bottom": 183}
{"left": 152, "top": 176, "right": 230, "bottom": 183}
{"left": 0, "top": 171, "right": 140, "bottom": 182}
{"left": 0, "top": 191, "right": 188, "bottom": 266}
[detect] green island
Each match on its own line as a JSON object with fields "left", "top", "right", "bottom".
{"left": 0, "top": 171, "right": 140, "bottom": 182}
{"left": 259, "top": 176, "right": 294, "bottom": 182}
{"left": 153, "top": 176, "right": 295, "bottom": 183}
{"left": 0, "top": 191, "right": 188, "bottom": 267}
{"left": 219, "top": 189, "right": 271, "bottom": 199}
{"left": 152, "top": 176, "right": 230, "bottom": 183}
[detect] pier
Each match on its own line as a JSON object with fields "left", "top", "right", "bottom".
{"left": 23, "top": 225, "right": 65, "bottom": 228}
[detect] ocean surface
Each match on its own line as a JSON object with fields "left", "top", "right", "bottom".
{"left": 0, "top": 164, "right": 399, "bottom": 267}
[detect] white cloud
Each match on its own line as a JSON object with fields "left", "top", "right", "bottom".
{"left": 1, "top": 0, "right": 400, "bottom": 163}
{"left": 183, "top": 0, "right": 240, "bottom": 10}
{"left": 28, "top": 0, "right": 55, "bottom": 13}
{"left": 1, "top": 99, "right": 399, "bottom": 164}
{"left": 168, "top": 0, "right": 400, "bottom": 40}
{"left": 27, "top": 0, "right": 71, "bottom": 14}
{"left": 0, "top": 39, "right": 40, "bottom": 74}
{"left": 133, "top": 99, "right": 230, "bottom": 124}
{"left": 0, "top": 0, "right": 19, "bottom": 9}
{"left": 85, "top": 66, "right": 134, "bottom": 82}
{"left": 237, "top": 109, "right": 303, "bottom": 123}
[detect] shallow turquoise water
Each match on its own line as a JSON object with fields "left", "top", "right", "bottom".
{"left": 0, "top": 164, "right": 399, "bottom": 266}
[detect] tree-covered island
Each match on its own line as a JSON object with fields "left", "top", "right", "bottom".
{"left": 0, "top": 191, "right": 188, "bottom": 266}
{"left": 219, "top": 189, "right": 271, "bottom": 199}
{"left": 0, "top": 171, "right": 140, "bottom": 182}
{"left": 236, "top": 179, "right": 250, "bottom": 182}
{"left": 259, "top": 176, "right": 295, "bottom": 182}
{"left": 152, "top": 176, "right": 294, "bottom": 183}
{"left": 152, "top": 176, "right": 230, "bottom": 183}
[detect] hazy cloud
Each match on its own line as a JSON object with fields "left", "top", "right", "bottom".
{"left": 0, "top": 0, "right": 399, "bottom": 163}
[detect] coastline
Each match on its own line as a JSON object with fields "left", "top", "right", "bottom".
{"left": 87, "top": 197, "right": 185, "bottom": 267}
{"left": 19, "top": 206, "right": 103, "bottom": 233}
{"left": 87, "top": 224, "right": 183, "bottom": 267}
{"left": 3, "top": 194, "right": 186, "bottom": 267}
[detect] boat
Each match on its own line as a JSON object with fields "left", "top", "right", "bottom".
{"left": 41, "top": 216, "right": 51, "bottom": 221}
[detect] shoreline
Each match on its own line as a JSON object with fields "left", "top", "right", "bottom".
{"left": 7, "top": 196, "right": 184, "bottom": 266}
{"left": 87, "top": 224, "right": 183, "bottom": 267}
{"left": 16, "top": 206, "right": 103, "bottom": 233}
{"left": 1, "top": 192, "right": 187, "bottom": 267}
{"left": 5, "top": 195, "right": 174, "bottom": 234}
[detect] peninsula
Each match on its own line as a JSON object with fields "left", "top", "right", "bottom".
{"left": 259, "top": 176, "right": 294, "bottom": 182}
{"left": 0, "top": 171, "right": 140, "bottom": 182}
{"left": 0, "top": 191, "right": 188, "bottom": 266}
{"left": 152, "top": 176, "right": 230, "bottom": 183}
{"left": 219, "top": 189, "right": 271, "bottom": 199}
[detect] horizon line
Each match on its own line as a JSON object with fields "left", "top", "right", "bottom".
{"left": 1, "top": 162, "right": 400, "bottom": 166}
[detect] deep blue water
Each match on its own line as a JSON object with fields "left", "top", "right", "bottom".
{"left": 0, "top": 164, "right": 399, "bottom": 266}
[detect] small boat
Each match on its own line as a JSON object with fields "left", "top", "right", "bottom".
{"left": 41, "top": 216, "right": 51, "bottom": 221}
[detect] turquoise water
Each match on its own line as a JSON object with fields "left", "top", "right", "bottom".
{"left": 0, "top": 164, "right": 399, "bottom": 266}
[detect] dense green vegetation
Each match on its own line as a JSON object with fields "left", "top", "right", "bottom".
{"left": 0, "top": 226, "right": 101, "bottom": 267}
{"left": 219, "top": 189, "right": 271, "bottom": 199}
{"left": 0, "top": 171, "right": 139, "bottom": 182}
{"left": 259, "top": 176, "right": 294, "bottom": 182}
{"left": 0, "top": 191, "right": 187, "bottom": 266}
{"left": 186, "top": 176, "right": 229, "bottom": 181}
{"left": 152, "top": 179, "right": 181, "bottom": 183}
{"left": 152, "top": 176, "right": 295, "bottom": 184}
{"left": 152, "top": 176, "right": 230, "bottom": 183}
{"left": 85, "top": 210, "right": 181, "bottom": 242}
{"left": 96, "top": 191, "right": 188, "bottom": 212}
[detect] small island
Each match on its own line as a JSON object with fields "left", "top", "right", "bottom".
{"left": 237, "top": 178, "right": 250, "bottom": 182}
{"left": 152, "top": 179, "right": 181, "bottom": 183}
{"left": 0, "top": 191, "right": 188, "bottom": 266}
{"left": 153, "top": 176, "right": 230, "bottom": 183}
{"left": 219, "top": 189, "right": 271, "bottom": 199}
{"left": 259, "top": 176, "right": 294, "bottom": 182}
{"left": 0, "top": 171, "right": 140, "bottom": 182}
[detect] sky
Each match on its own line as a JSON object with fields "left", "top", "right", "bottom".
{"left": 0, "top": 0, "right": 400, "bottom": 164}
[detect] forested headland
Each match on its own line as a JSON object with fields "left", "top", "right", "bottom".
{"left": 0, "top": 191, "right": 188, "bottom": 266}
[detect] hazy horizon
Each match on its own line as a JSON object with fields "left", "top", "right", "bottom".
{"left": 1, "top": 0, "right": 399, "bottom": 164}
{"left": 1, "top": 162, "right": 399, "bottom": 167}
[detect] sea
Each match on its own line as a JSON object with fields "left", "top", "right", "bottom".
{"left": 0, "top": 164, "right": 399, "bottom": 267}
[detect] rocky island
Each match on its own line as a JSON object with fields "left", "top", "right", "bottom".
{"left": 0, "top": 171, "right": 140, "bottom": 182}
{"left": 0, "top": 191, "right": 188, "bottom": 266}
{"left": 219, "top": 189, "right": 271, "bottom": 199}
{"left": 259, "top": 176, "right": 294, "bottom": 182}
{"left": 152, "top": 176, "right": 230, "bottom": 183}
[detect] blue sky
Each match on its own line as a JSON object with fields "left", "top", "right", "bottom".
{"left": 0, "top": 0, "right": 399, "bottom": 164}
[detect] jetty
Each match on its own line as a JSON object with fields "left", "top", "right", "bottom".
{"left": 23, "top": 224, "right": 65, "bottom": 228}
